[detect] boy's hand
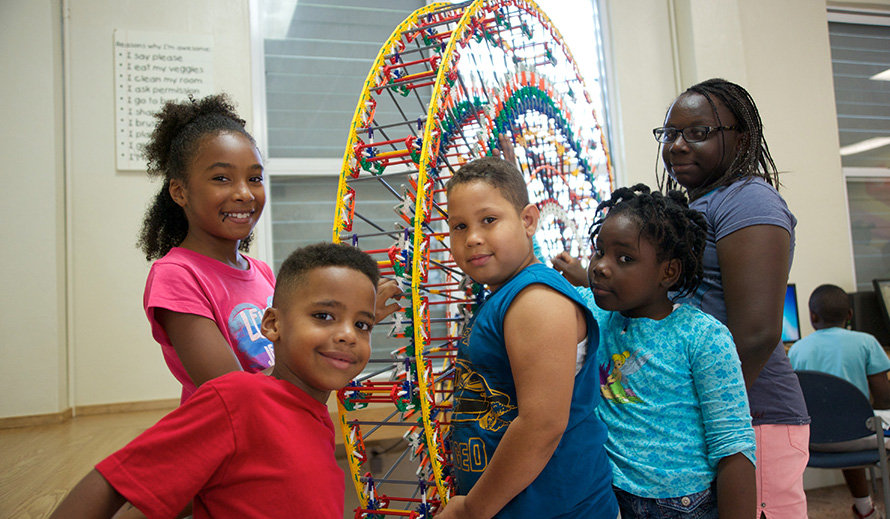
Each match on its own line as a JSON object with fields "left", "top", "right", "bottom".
{"left": 435, "top": 496, "right": 475, "bottom": 519}
{"left": 551, "top": 251, "right": 589, "bottom": 287}
{"left": 375, "top": 278, "right": 403, "bottom": 323}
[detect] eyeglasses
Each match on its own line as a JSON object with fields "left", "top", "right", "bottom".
{"left": 652, "top": 125, "right": 737, "bottom": 143}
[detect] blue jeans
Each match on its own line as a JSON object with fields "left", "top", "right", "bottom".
{"left": 613, "top": 484, "right": 718, "bottom": 519}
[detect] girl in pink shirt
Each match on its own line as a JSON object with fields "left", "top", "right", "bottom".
{"left": 137, "top": 94, "right": 276, "bottom": 404}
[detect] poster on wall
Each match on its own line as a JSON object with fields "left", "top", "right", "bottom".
{"left": 114, "top": 30, "right": 214, "bottom": 171}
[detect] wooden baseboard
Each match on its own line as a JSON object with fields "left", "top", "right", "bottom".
{"left": 0, "top": 399, "right": 179, "bottom": 430}
{"left": 0, "top": 408, "right": 73, "bottom": 429}
{"left": 75, "top": 399, "right": 179, "bottom": 417}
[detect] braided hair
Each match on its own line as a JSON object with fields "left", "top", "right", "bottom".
{"left": 136, "top": 93, "right": 256, "bottom": 260}
{"left": 590, "top": 184, "right": 707, "bottom": 300}
{"left": 657, "top": 78, "right": 780, "bottom": 199}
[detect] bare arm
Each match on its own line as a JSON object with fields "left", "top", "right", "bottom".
{"left": 50, "top": 469, "right": 127, "bottom": 519}
{"left": 437, "top": 286, "right": 583, "bottom": 519}
{"left": 716, "top": 225, "right": 790, "bottom": 388}
{"left": 155, "top": 308, "right": 242, "bottom": 388}
{"left": 868, "top": 371, "right": 890, "bottom": 410}
{"left": 715, "top": 453, "right": 756, "bottom": 519}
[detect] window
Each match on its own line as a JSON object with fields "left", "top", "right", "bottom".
{"left": 828, "top": 9, "right": 890, "bottom": 291}
{"left": 846, "top": 177, "right": 890, "bottom": 292}
{"left": 254, "top": 0, "right": 610, "bottom": 267}
{"left": 252, "top": 0, "right": 612, "bottom": 362}
{"left": 254, "top": 0, "right": 426, "bottom": 272}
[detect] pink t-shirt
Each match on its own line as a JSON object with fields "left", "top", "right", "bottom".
{"left": 144, "top": 247, "right": 276, "bottom": 403}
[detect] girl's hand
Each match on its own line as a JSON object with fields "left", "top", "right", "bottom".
{"left": 493, "top": 133, "right": 517, "bottom": 166}
{"left": 551, "top": 251, "right": 589, "bottom": 287}
{"left": 375, "top": 278, "right": 403, "bottom": 323}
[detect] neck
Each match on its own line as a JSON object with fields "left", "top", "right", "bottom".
{"left": 179, "top": 234, "right": 246, "bottom": 269}
{"left": 270, "top": 364, "right": 330, "bottom": 404}
{"left": 619, "top": 297, "right": 674, "bottom": 320}
{"left": 813, "top": 323, "right": 845, "bottom": 330}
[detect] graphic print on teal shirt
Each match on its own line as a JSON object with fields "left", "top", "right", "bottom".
{"left": 453, "top": 358, "right": 518, "bottom": 432}
{"left": 599, "top": 349, "right": 650, "bottom": 404}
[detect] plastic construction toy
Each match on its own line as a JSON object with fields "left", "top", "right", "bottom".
{"left": 332, "top": 1, "right": 612, "bottom": 517}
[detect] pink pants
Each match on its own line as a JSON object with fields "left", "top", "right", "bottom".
{"left": 754, "top": 424, "right": 810, "bottom": 518}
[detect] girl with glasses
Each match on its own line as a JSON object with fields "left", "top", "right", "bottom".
{"left": 657, "top": 78, "right": 809, "bottom": 519}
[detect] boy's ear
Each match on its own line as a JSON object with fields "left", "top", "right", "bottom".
{"left": 260, "top": 307, "right": 281, "bottom": 342}
{"left": 520, "top": 203, "right": 539, "bottom": 237}
{"left": 809, "top": 310, "right": 825, "bottom": 328}
{"left": 661, "top": 258, "right": 682, "bottom": 288}
{"left": 168, "top": 178, "right": 188, "bottom": 208}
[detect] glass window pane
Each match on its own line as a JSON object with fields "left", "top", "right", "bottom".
{"left": 260, "top": 1, "right": 611, "bottom": 364}
{"left": 846, "top": 178, "right": 890, "bottom": 291}
{"left": 263, "top": 1, "right": 425, "bottom": 159}
{"left": 828, "top": 21, "right": 890, "bottom": 168}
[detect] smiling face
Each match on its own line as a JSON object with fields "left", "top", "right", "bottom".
{"left": 262, "top": 266, "right": 375, "bottom": 404}
{"left": 661, "top": 93, "right": 741, "bottom": 193}
{"left": 587, "top": 213, "right": 678, "bottom": 320}
{"left": 447, "top": 180, "right": 539, "bottom": 292}
{"left": 170, "top": 131, "right": 266, "bottom": 249}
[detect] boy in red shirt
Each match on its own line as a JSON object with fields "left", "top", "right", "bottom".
{"left": 50, "top": 242, "right": 378, "bottom": 519}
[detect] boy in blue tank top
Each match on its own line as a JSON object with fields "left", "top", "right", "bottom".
{"left": 436, "top": 156, "right": 618, "bottom": 519}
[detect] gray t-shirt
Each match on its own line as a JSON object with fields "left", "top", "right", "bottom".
{"left": 677, "top": 177, "right": 810, "bottom": 426}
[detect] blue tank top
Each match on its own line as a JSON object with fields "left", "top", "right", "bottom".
{"left": 450, "top": 263, "right": 618, "bottom": 518}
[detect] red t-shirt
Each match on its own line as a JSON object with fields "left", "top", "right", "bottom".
{"left": 97, "top": 372, "right": 344, "bottom": 519}
{"left": 144, "top": 247, "right": 276, "bottom": 403}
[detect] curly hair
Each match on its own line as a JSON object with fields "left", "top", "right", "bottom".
{"left": 657, "top": 78, "right": 780, "bottom": 200}
{"left": 590, "top": 184, "right": 707, "bottom": 300}
{"left": 274, "top": 242, "right": 381, "bottom": 307}
{"left": 136, "top": 93, "right": 256, "bottom": 260}
{"left": 446, "top": 156, "right": 530, "bottom": 214}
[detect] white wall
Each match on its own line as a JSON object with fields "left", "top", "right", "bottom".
{"left": 0, "top": 0, "right": 257, "bottom": 418}
{"left": 605, "top": 0, "right": 889, "bottom": 340}
{"left": 66, "top": 0, "right": 257, "bottom": 407}
{"left": 2, "top": 0, "right": 888, "bottom": 422}
{"left": 1, "top": 0, "right": 67, "bottom": 418}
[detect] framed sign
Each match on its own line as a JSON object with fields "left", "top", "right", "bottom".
{"left": 114, "top": 30, "right": 214, "bottom": 170}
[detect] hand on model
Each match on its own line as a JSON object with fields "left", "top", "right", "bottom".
{"left": 375, "top": 278, "right": 403, "bottom": 323}
{"left": 492, "top": 133, "right": 517, "bottom": 166}
{"left": 551, "top": 251, "right": 589, "bottom": 287}
{"left": 435, "top": 496, "right": 476, "bottom": 519}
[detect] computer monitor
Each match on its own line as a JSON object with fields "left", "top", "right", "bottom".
{"left": 874, "top": 279, "right": 890, "bottom": 332}
{"left": 850, "top": 281, "right": 890, "bottom": 347}
{"left": 782, "top": 283, "right": 801, "bottom": 344}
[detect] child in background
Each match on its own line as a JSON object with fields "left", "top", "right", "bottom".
{"left": 137, "top": 93, "right": 278, "bottom": 404}
{"left": 137, "top": 94, "right": 402, "bottom": 404}
{"left": 789, "top": 284, "right": 890, "bottom": 519}
{"left": 656, "top": 78, "right": 808, "bottom": 518}
{"left": 437, "top": 157, "right": 618, "bottom": 519}
{"left": 587, "top": 184, "right": 755, "bottom": 519}
{"left": 50, "top": 242, "right": 378, "bottom": 519}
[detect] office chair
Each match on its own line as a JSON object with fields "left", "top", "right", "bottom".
{"left": 796, "top": 370, "right": 890, "bottom": 508}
